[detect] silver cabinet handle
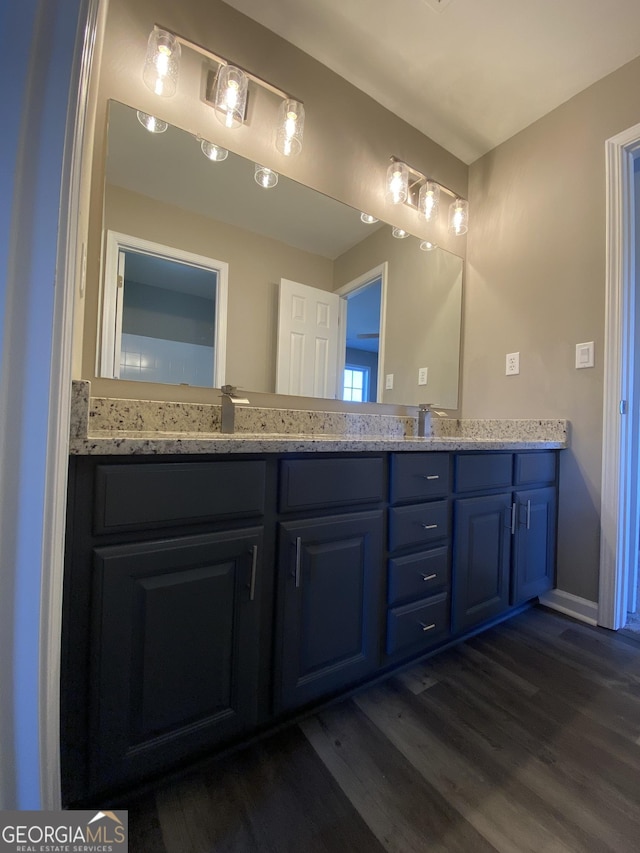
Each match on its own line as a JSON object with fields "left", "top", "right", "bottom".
{"left": 510, "top": 502, "right": 516, "bottom": 535}
{"left": 421, "top": 523, "right": 438, "bottom": 530}
{"left": 420, "top": 622, "right": 436, "bottom": 632}
{"left": 420, "top": 474, "right": 440, "bottom": 480}
{"left": 249, "top": 545, "right": 258, "bottom": 601}
{"left": 422, "top": 573, "right": 437, "bottom": 582}
{"left": 526, "top": 499, "right": 531, "bottom": 530}
{"left": 294, "top": 536, "right": 302, "bottom": 588}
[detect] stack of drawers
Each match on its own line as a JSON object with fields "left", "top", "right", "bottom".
{"left": 386, "top": 453, "right": 452, "bottom": 658}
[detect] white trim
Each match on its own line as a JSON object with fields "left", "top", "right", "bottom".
{"left": 100, "top": 231, "right": 228, "bottom": 387}
{"left": 599, "top": 124, "right": 640, "bottom": 629}
{"left": 336, "top": 262, "right": 388, "bottom": 403}
{"left": 538, "top": 590, "right": 599, "bottom": 626}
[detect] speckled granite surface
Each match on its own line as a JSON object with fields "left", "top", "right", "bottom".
{"left": 69, "top": 381, "right": 568, "bottom": 455}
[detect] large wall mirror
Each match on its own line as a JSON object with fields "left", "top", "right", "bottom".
{"left": 100, "top": 100, "right": 463, "bottom": 407}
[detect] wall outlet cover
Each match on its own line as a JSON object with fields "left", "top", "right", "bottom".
{"left": 385, "top": 373, "right": 394, "bottom": 389}
{"left": 418, "top": 367, "right": 428, "bottom": 385}
{"left": 506, "top": 352, "right": 520, "bottom": 375}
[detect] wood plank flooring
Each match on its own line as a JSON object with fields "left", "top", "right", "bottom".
{"left": 125, "top": 607, "right": 640, "bottom": 852}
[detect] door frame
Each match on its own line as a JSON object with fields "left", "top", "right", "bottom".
{"left": 599, "top": 122, "right": 640, "bottom": 629}
{"left": 336, "top": 262, "right": 388, "bottom": 403}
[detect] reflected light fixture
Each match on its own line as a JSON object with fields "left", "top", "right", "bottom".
{"left": 200, "top": 139, "right": 229, "bottom": 161}
{"left": 420, "top": 240, "right": 438, "bottom": 251}
{"left": 276, "top": 99, "right": 305, "bottom": 156}
{"left": 212, "top": 64, "right": 248, "bottom": 128}
{"left": 449, "top": 198, "right": 469, "bottom": 235}
{"left": 360, "top": 213, "right": 378, "bottom": 224}
{"left": 255, "top": 164, "right": 278, "bottom": 188}
{"left": 143, "top": 29, "right": 181, "bottom": 97}
{"left": 386, "top": 161, "right": 409, "bottom": 204}
{"left": 418, "top": 180, "right": 440, "bottom": 222}
{"left": 136, "top": 111, "right": 168, "bottom": 133}
{"left": 392, "top": 227, "right": 410, "bottom": 239}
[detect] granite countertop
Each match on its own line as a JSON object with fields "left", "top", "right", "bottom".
{"left": 69, "top": 381, "right": 568, "bottom": 455}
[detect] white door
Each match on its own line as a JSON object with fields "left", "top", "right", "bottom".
{"left": 276, "top": 278, "right": 341, "bottom": 398}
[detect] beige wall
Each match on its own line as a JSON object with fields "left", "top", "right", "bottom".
{"left": 80, "top": 0, "right": 467, "bottom": 403}
{"left": 465, "top": 55, "right": 640, "bottom": 601}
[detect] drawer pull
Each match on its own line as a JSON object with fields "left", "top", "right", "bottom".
{"left": 422, "top": 573, "right": 438, "bottom": 582}
{"left": 510, "top": 502, "right": 516, "bottom": 535}
{"left": 249, "top": 545, "right": 258, "bottom": 601}
{"left": 294, "top": 536, "right": 302, "bottom": 588}
{"left": 420, "top": 622, "right": 436, "bottom": 632}
{"left": 420, "top": 474, "right": 440, "bottom": 481}
{"left": 526, "top": 499, "right": 531, "bottom": 530}
{"left": 421, "top": 523, "right": 438, "bottom": 530}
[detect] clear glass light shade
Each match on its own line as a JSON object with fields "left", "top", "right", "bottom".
{"left": 392, "top": 226, "right": 409, "bottom": 239}
{"left": 200, "top": 139, "right": 229, "bottom": 161}
{"left": 448, "top": 198, "right": 469, "bottom": 235}
{"left": 386, "top": 162, "right": 409, "bottom": 205}
{"left": 360, "top": 212, "right": 378, "bottom": 224}
{"left": 136, "top": 111, "right": 168, "bottom": 133}
{"left": 418, "top": 181, "right": 440, "bottom": 222}
{"left": 212, "top": 65, "right": 248, "bottom": 128}
{"left": 142, "top": 29, "right": 181, "bottom": 98}
{"left": 420, "top": 240, "right": 438, "bottom": 251}
{"left": 276, "top": 99, "right": 305, "bottom": 156}
{"left": 255, "top": 164, "right": 278, "bottom": 188}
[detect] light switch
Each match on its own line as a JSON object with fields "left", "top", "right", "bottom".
{"left": 576, "top": 341, "right": 595, "bottom": 369}
{"left": 385, "top": 373, "right": 394, "bottom": 389}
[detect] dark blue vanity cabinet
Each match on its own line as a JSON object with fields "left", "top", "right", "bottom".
{"left": 62, "top": 448, "right": 558, "bottom": 805}
{"left": 452, "top": 452, "right": 557, "bottom": 633}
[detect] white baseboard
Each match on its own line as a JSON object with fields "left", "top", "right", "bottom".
{"left": 538, "top": 589, "right": 599, "bottom": 626}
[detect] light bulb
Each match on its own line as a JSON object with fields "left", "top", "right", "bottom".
{"left": 136, "top": 111, "right": 168, "bottom": 133}
{"left": 420, "top": 240, "right": 438, "bottom": 252}
{"left": 418, "top": 181, "right": 441, "bottom": 222}
{"left": 392, "top": 227, "right": 409, "bottom": 239}
{"left": 448, "top": 198, "right": 469, "bottom": 235}
{"left": 386, "top": 161, "right": 409, "bottom": 205}
{"left": 360, "top": 213, "right": 378, "bottom": 224}
{"left": 200, "top": 140, "right": 229, "bottom": 161}
{"left": 142, "top": 29, "right": 180, "bottom": 98}
{"left": 213, "top": 65, "right": 248, "bottom": 128}
{"left": 276, "top": 99, "right": 305, "bottom": 157}
{"left": 255, "top": 164, "right": 278, "bottom": 188}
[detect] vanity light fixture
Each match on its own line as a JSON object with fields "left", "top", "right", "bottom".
{"left": 360, "top": 213, "right": 379, "bottom": 224}
{"left": 386, "top": 156, "right": 469, "bottom": 236}
{"left": 386, "top": 161, "right": 409, "bottom": 205}
{"left": 142, "top": 26, "right": 306, "bottom": 156}
{"left": 275, "top": 99, "right": 305, "bottom": 157}
{"left": 392, "top": 226, "right": 410, "bottom": 239}
{"left": 200, "top": 139, "right": 229, "bottom": 161}
{"left": 255, "top": 164, "right": 278, "bottom": 188}
{"left": 448, "top": 198, "right": 469, "bottom": 235}
{"left": 142, "top": 28, "right": 181, "bottom": 97}
{"left": 420, "top": 240, "right": 438, "bottom": 251}
{"left": 136, "top": 111, "right": 168, "bottom": 133}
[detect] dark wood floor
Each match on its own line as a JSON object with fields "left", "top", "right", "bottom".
{"left": 126, "top": 606, "right": 640, "bottom": 852}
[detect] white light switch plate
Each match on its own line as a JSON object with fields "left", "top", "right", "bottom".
{"left": 506, "top": 352, "right": 520, "bottom": 376}
{"left": 576, "top": 341, "right": 595, "bottom": 368}
{"left": 385, "top": 373, "right": 394, "bottom": 389}
{"left": 418, "top": 367, "right": 428, "bottom": 385}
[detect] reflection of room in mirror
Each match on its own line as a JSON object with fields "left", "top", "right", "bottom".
{"left": 343, "top": 276, "right": 382, "bottom": 403}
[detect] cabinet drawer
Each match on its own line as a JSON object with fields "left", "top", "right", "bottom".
{"left": 94, "top": 461, "right": 266, "bottom": 534}
{"left": 386, "top": 592, "right": 450, "bottom": 655}
{"left": 390, "top": 453, "right": 450, "bottom": 504}
{"left": 279, "top": 457, "right": 384, "bottom": 512}
{"left": 514, "top": 452, "right": 556, "bottom": 486}
{"left": 455, "top": 453, "right": 513, "bottom": 493}
{"left": 388, "top": 500, "right": 448, "bottom": 551}
{"left": 388, "top": 546, "right": 449, "bottom": 606}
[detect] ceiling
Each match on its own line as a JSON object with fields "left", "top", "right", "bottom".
{"left": 222, "top": 0, "right": 640, "bottom": 164}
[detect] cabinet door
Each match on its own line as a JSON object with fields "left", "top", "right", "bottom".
{"left": 90, "top": 528, "right": 263, "bottom": 791}
{"left": 512, "top": 486, "right": 557, "bottom": 605}
{"left": 276, "top": 511, "right": 384, "bottom": 711}
{"left": 453, "top": 493, "right": 512, "bottom": 633}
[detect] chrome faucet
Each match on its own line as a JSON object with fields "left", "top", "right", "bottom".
{"left": 417, "top": 403, "right": 448, "bottom": 437}
{"left": 220, "top": 384, "right": 250, "bottom": 434}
